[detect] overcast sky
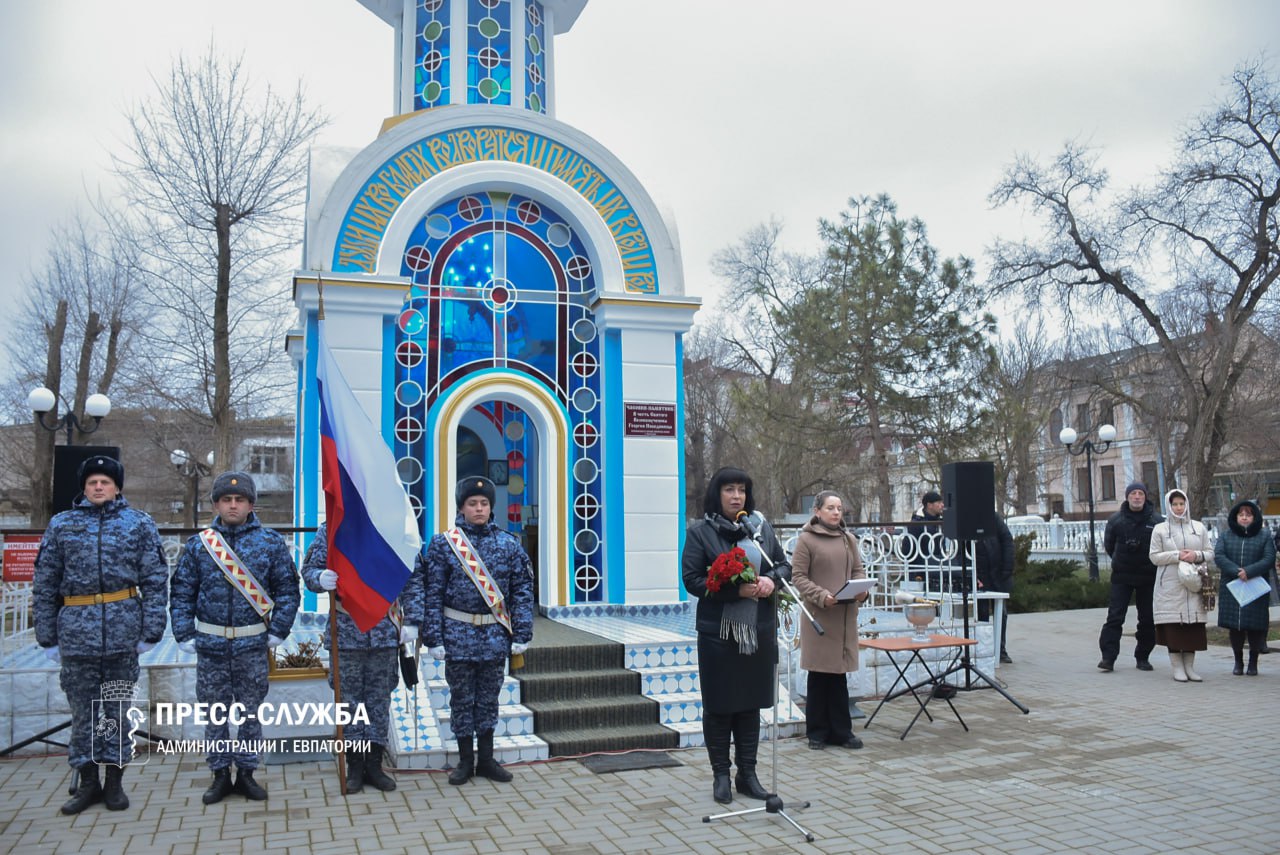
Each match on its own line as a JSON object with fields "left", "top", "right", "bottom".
{"left": 1, "top": 0, "right": 1277, "bottom": 344}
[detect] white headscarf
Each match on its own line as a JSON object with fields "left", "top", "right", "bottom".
{"left": 1164, "top": 488, "right": 1190, "bottom": 521}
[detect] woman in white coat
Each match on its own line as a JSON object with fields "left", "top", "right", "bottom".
{"left": 1148, "top": 488, "right": 1214, "bottom": 682}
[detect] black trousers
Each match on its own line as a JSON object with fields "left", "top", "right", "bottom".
{"left": 1098, "top": 579, "right": 1155, "bottom": 662}
{"left": 805, "top": 671, "right": 853, "bottom": 745}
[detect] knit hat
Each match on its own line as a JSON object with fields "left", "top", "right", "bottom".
{"left": 211, "top": 471, "right": 257, "bottom": 504}
{"left": 1124, "top": 481, "right": 1147, "bottom": 497}
{"left": 456, "top": 476, "right": 496, "bottom": 506}
{"left": 922, "top": 490, "right": 943, "bottom": 505}
{"left": 78, "top": 455, "right": 124, "bottom": 490}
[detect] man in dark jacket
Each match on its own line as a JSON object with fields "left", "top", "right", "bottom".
{"left": 34, "top": 456, "right": 167, "bottom": 814}
{"left": 171, "top": 471, "right": 300, "bottom": 803}
{"left": 975, "top": 516, "right": 1015, "bottom": 663}
{"left": 1098, "top": 481, "right": 1163, "bottom": 672}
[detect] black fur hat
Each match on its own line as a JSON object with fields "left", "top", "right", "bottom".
{"left": 78, "top": 455, "right": 124, "bottom": 490}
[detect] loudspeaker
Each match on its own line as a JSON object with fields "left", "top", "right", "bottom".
{"left": 941, "top": 461, "right": 995, "bottom": 540}
{"left": 52, "top": 445, "right": 121, "bottom": 515}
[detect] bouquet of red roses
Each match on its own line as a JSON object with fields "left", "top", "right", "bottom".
{"left": 705, "top": 546, "right": 756, "bottom": 594}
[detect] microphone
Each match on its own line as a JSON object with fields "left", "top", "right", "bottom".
{"left": 894, "top": 590, "right": 941, "bottom": 607}
{"left": 735, "top": 510, "right": 760, "bottom": 538}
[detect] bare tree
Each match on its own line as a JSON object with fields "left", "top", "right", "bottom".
{"left": 990, "top": 59, "right": 1280, "bottom": 508}
{"left": 3, "top": 217, "right": 142, "bottom": 525}
{"left": 111, "top": 48, "right": 327, "bottom": 470}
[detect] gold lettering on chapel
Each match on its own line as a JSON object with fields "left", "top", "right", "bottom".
{"left": 336, "top": 127, "right": 657, "bottom": 290}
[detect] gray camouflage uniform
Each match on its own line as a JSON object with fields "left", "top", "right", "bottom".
{"left": 170, "top": 512, "right": 299, "bottom": 771}
{"left": 34, "top": 495, "right": 167, "bottom": 768}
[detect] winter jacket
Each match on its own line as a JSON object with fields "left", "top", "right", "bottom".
{"left": 1149, "top": 490, "right": 1214, "bottom": 625}
{"left": 790, "top": 519, "right": 864, "bottom": 674}
{"left": 33, "top": 495, "right": 167, "bottom": 657}
{"left": 301, "top": 523, "right": 401, "bottom": 650}
{"left": 975, "top": 518, "right": 1015, "bottom": 593}
{"left": 1214, "top": 499, "right": 1275, "bottom": 632}
{"left": 170, "top": 512, "right": 301, "bottom": 656}
{"left": 422, "top": 514, "right": 534, "bottom": 661}
{"left": 681, "top": 512, "right": 791, "bottom": 639}
{"left": 1103, "top": 500, "right": 1163, "bottom": 584}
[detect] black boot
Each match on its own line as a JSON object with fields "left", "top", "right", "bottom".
{"left": 344, "top": 750, "right": 364, "bottom": 794}
{"left": 704, "top": 713, "right": 733, "bottom": 804}
{"left": 103, "top": 765, "right": 129, "bottom": 811}
{"left": 201, "top": 768, "right": 234, "bottom": 805}
{"left": 363, "top": 746, "right": 397, "bottom": 791}
{"left": 233, "top": 768, "right": 268, "bottom": 801}
{"left": 475, "top": 731, "right": 513, "bottom": 782}
{"left": 449, "top": 736, "right": 474, "bottom": 786}
{"left": 61, "top": 764, "right": 103, "bottom": 815}
{"left": 733, "top": 711, "right": 769, "bottom": 800}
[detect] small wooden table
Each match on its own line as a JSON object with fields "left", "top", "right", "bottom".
{"left": 860, "top": 634, "right": 978, "bottom": 740}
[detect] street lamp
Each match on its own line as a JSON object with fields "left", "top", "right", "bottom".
{"left": 171, "top": 449, "right": 214, "bottom": 527}
{"left": 1059, "top": 422, "right": 1117, "bottom": 582}
{"left": 28, "top": 387, "right": 112, "bottom": 444}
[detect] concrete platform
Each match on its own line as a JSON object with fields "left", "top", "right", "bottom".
{"left": 2, "top": 605, "right": 1277, "bottom": 853}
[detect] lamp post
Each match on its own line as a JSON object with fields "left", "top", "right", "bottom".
{"left": 171, "top": 449, "right": 214, "bottom": 527}
{"left": 1059, "top": 422, "right": 1117, "bottom": 582}
{"left": 27, "top": 387, "right": 112, "bottom": 444}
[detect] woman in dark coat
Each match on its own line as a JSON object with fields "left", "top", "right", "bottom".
{"left": 1215, "top": 499, "right": 1275, "bottom": 676}
{"left": 682, "top": 467, "right": 791, "bottom": 806}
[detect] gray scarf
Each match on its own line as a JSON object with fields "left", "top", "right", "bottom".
{"left": 719, "top": 537, "right": 764, "bottom": 654}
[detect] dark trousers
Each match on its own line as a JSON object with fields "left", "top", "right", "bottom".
{"left": 1098, "top": 580, "right": 1155, "bottom": 663}
{"left": 1229, "top": 629, "right": 1266, "bottom": 665}
{"left": 805, "top": 671, "right": 853, "bottom": 745}
{"left": 60, "top": 654, "right": 141, "bottom": 768}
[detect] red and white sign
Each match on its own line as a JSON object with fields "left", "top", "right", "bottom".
{"left": 2, "top": 535, "right": 41, "bottom": 583}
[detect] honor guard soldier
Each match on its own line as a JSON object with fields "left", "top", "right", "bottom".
{"left": 420, "top": 476, "right": 533, "bottom": 785}
{"left": 170, "top": 471, "right": 300, "bottom": 803}
{"left": 34, "top": 456, "right": 168, "bottom": 814}
{"left": 303, "top": 521, "right": 419, "bottom": 793}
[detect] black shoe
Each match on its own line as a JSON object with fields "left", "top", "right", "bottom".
{"left": 449, "top": 736, "right": 474, "bottom": 786}
{"left": 344, "top": 750, "right": 364, "bottom": 794}
{"left": 233, "top": 769, "right": 267, "bottom": 801}
{"left": 1135, "top": 660, "right": 1154, "bottom": 671}
{"left": 1246, "top": 664, "right": 1259, "bottom": 676}
{"left": 712, "top": 773, "right": 732, "bottom": 804}
{"left": 201, "top": 768, "right": 234, "bottom": 805}
{"left": 1233, "top": 663, "right": 1244, "bottom": 676}
{"left": 734, "top": 770, "right": 769, "bottom": 800}
{"left": 102, "top": 765, "right": 128, "bottom": 811}
{"left": 61, "top": 765, "right": 103, "bottom": 815}
{"left": 807, "top": 740, "right": 827, "bottom": 750}
{"left": 362, "top": 747, "right": 397, "bottom": 792}
{"left": 1000, "top": 652, "right": 1014, "bottom": 664}
{"left": 1258, "top": 643, "right": 1271, "bottom": 654}
{"left": 474, "top": 731, "right": 513, "bottom": 783}
{"left": 833, "top": 735, "right": 863, "bottom": 750}
{"left": 1097, "top": 659, "right": 1114, "bottom": 672}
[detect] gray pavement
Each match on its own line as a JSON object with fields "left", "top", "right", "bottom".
{"left": 1, "top": 605, "right": 1277, "bottom": 854}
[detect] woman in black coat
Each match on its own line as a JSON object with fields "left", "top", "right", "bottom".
{"left": 681, "top": 467, "right": 790, "bottom": 806}
{"left": 1215, "top": 499, "right": 1275, "bottom": 675}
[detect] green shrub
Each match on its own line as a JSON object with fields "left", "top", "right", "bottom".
{"left": 1009, "top": 559, "right": 1109, "bottom": 612}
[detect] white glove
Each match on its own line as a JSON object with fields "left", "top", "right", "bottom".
{"left": 318, "top": 569, "right": 339, "bottom": 591}
{"left": 44, "top": 645, "right": 60, "bottom": 664}
{"left": 510, "top": 642, "right": 529, "bottom": 656}
{"left": 400, "top": 625, "right": 419, "bottom": 644}
{"left": 429, "top": 646, "right": 446, "bottom": 660}
{"left": 178, "top": 640, "right": 196, "bottom": 655}
{"left": 136, "top": 641, "right": 155, "bottom": 654}
{"left": 267, "top": 635, "right": 285, "bottom": 649}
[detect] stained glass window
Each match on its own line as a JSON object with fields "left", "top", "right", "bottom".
{"left": 467, "top": 0, "right": 511, "bottom": 105}
{"left": 525, "top": 1, "right": 547, "bottom": 113}
{"left": 395, "top": 190, "right": 604, "bottom": 602}
{"left": 414, "top": 0, "right": 451, "bottom": 110}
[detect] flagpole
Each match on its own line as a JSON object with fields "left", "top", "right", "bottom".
{"left": 330, "top": 592, "right": 347, "bottom": 796}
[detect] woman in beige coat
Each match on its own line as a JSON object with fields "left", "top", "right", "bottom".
{"left": 1149, "top": 488, "right": 1214, "bottom": 682}
{"left": 791, "top": 491, "right": 868, "bottom": 750}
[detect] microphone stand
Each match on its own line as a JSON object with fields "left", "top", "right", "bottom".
{"left": 703, "top": 517, "right": 817, "bottom": 843}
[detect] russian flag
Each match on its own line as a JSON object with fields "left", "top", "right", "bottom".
{"left": 316, "top": 321, "right": 422, "bottom": 632}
